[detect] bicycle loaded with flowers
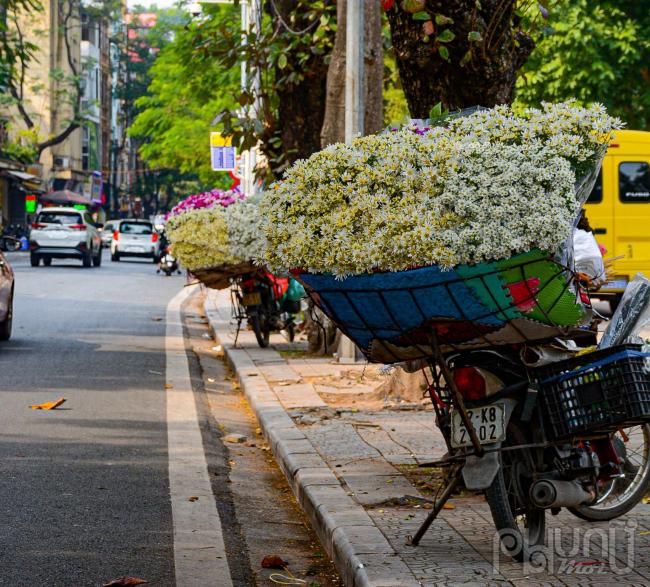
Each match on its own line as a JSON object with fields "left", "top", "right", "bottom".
{"left": 165, "top": 190, "right": 304, "bottom": 347}
{"left": 259, "top": 102, "right": 650, "bottom": 561}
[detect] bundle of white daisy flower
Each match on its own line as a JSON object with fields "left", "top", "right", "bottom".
{"left": 260, "top": 101, "right": 621, "bottom": 277}
{"left": 166, "top": 194, "right": 264, "bottom": 272}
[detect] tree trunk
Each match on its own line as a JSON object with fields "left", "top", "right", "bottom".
{"left": 321, "top": 0, "right": 384, "bottom": 147}
{"left": 386, "top": 0, "right": 535, "bottom": 117}
{"left": 364, "top": 0, "right": 384, "bottom": 136}
{"left": 272, "top": 0, "right": 330, "bottom": 172}
{"left": 305, "top": 302, "right": 341, "bottom": 355}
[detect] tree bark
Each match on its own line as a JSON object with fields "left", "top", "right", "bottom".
{"left": 386, "top": 0, "right": 535, "bottom": 117}
{"left": 364, "top": 0, "right": 384, "bottom": 136}
{"left": 271, "top": 0, "right": 331, "bottom": 173}
{"left": 320, "top": 0, "right": 384, "bottom": 147}
{"left": 305, "top": 302, "right": 341, "bottom": 355}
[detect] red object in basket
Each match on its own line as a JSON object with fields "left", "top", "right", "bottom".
{"left": 503, "top": 277, "right": 541, "bottom": 312}
{"left": 241, "top": 271, "right": 288, "bottom": 301}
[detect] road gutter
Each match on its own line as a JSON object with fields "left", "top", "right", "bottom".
{"left": 166, "top": 285, "right": 234, "bottom": 587}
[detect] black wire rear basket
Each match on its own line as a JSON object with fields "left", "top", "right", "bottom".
{"left": 533, "top": 344, "right": 650, "bottom": 440}
{"left": 292, "top": 249, "right": 592, "bottom": 363}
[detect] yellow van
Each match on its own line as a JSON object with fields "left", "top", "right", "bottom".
{"left": 584, "top": 129, "right": 650, "bottom": 301}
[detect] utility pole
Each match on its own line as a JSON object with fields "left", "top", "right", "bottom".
{"left": 344, "top": 0, "right": 364, "bottom": 144}
{"left": 338, "top": 0, "right": 365, "bottom": 364}
{"left": 240, "top": 0, "right": 261, "bottom": 197}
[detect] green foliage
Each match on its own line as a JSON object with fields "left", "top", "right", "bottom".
{"left": 0, "top": 127, "right": 38, "bottom": 162}
{"left": 516, "top": 0, "right": 650, "bottom": 129}
{"left": 189, "top": 1, "right": 335, "bottom": 174}
{"left": 117, "top": 7, "right": 186, "bottom": 123}
{"left": 128, "top": 5, "right": 239, "bottom": 187}
{"left": 0, "top": 0, "right": 42, "bottom": 94}
{"left": 383, "top": 27, "right": 409, "bottom": 126}
{"left": 118, "top": 7, "right": 214, "bottom": 210}
{"left": 386, "top": 0, "right": 549, "bottom": 73}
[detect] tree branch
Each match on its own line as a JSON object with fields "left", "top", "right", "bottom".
{"left": 37, "top": 121, "right": 80, "bottom": 152}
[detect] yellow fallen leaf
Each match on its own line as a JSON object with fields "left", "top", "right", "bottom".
{"left": 30, "top": 398, "right": 66, "bottom": 410}
{"left": 164, "top": 383, "right": 173, "bottom": 390}
{"left": 643, "top": 496, "right": 650, "bottom": 504}
{"left": 442, "top": 502, "right": 456, "bottom": 510}
{"left": 639, "top": 531, "right": 650, "bottom": 536}
{"left": 188, "top": 496, "right": 199, "bottom": 502}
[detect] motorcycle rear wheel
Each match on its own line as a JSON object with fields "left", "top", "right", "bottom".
{"left": 249, "top": 311, "right": 270, "bottom": 348}
{"left": 485, "top": 423, "right": 546, "bottom": 562}
{"left": 569, "top": 424, "right": 650, "bottom": 522}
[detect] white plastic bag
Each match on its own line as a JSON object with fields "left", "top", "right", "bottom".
{"left": 573, "top": 229, "right": 606, "bottom": 287}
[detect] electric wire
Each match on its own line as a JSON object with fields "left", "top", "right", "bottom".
{"left": 268, "top": 0, "right": 321, "bottom": 35}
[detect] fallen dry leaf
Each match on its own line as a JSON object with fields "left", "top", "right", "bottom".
{"left": 150, "top": 316, "right": 163, "bottom": 322}
{"left": 188, "top": 496, "right": 199, "bottom": 502}
{"left": 164, "top": 384, "right": 173, "bottom": 390}
{"left": 30, "top": 398, "right": 66, "bottom": 410}
{"left": 103, "top": 577, "right": 148, "bottom": 587}
{"left": 643, "top": 496, "right": 650, "bottom": 504}
{"left": 261, "top": 555, "right": 288, "bottom": 569}
{"left": 442, "top": 502, "right": 456, "bottom": 510}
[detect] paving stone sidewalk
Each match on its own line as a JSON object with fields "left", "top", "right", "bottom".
{"left": 204, "top": 289, "right": 650, "bottom": 587}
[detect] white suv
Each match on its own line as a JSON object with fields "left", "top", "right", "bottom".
{"left": 29, "top": 207, "right": 102, "bottom": 268}
{"left": 110, "top": 219, "right": 160, "bottom": 263}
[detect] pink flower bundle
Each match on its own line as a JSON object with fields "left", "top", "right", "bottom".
{"left": 167, "top": 189, "right": 243, "bottom": 218}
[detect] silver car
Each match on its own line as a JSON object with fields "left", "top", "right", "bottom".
{"left": 29, "top": 207, "right": 102, "bottom": 268}
{"left": 100, "top": 220, "right": 120, "bottom": 247}
{"left": 110, "top": 219, "right": 160, "bottom": 263}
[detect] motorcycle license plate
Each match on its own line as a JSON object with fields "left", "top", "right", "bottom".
{"left": 451, "top": 403, "right": 506, "bottom": 448}
{"left": 242, "top": 292, "right": 261, "bottom": 307}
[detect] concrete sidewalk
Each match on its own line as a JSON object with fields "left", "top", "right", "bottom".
{"left": 204, "top": 288, "right": 650, "bottom": 587}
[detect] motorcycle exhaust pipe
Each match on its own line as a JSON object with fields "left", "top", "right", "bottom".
{"left": 529, "top": 479, "right": 593, "bottom": 509}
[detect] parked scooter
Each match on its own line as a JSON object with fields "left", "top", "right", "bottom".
{"left": 157, "top": 247, "right": 181, "bottom": 276}
{"left": 419, "top": 345, "right": 650, "bottom": 561}
{"left": 232, "top": 272, "right": 305, "bottom": 348}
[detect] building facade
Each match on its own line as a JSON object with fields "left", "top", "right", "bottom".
{"left": 0, "top": 0, "right": 125, "bottom": 227}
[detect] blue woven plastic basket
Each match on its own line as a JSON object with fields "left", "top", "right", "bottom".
{"left": 294, "top": 250, "right": 590, "bottom": 363}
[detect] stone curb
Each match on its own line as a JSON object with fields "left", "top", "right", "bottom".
{"left": 203, "top": 290, "right": 410, "bottom": 587}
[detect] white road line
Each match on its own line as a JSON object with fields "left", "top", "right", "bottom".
{"left": 166, "top": 286, "right": 233, "bottom": 587}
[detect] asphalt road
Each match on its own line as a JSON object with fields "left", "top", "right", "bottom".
{"left": 0, "top": 251, "right": 184, "bottom": 586}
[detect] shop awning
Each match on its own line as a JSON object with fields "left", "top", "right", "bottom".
{"left": 5, "top": 170, "right": 40, "bottom": 181}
